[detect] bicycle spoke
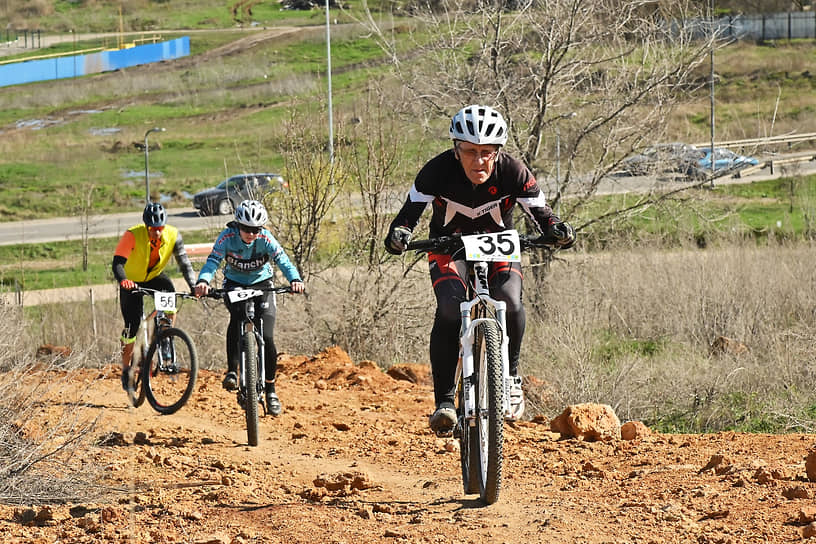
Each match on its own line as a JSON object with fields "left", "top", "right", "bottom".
{"left": 145, "top": 328, "right": 198, "bottom": 415}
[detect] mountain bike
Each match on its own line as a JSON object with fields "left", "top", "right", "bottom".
{"left": 205, "top": 286, "right": 293, "bottom": 447}
{"left": 407, "top": 229, "right": 560, "bottom": 505}
{"left": 124, "top": 287, "right": 199, "bottom": 415}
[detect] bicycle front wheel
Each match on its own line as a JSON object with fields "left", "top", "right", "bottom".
{"left": 241, "top": 331, "right": 260, "bottom": 447}
{"left": 474, "top": 320, "right": 504, "bottom": 505}
{"left": 143, "top": 328, "right": 198, "bottom": 415}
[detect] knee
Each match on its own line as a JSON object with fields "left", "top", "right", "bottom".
{"left": 504, "top": 298, "right": 524, "bottom": 314}
{"left": 435, "top": 301, "right": 461, "bottom": 324}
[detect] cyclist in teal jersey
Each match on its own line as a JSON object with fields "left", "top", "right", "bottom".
{"left": 195, "top": 200, "right": 304, "bottom": 416}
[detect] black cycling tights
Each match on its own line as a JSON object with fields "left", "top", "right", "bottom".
{"left": 428, "top": 255, "right": 524, "bottom": 407}
{"left": 224, "top": 279, "right": 278, "bottom": 385}
{"left": 119, "top": 273, "right": 175, "bottom": 340}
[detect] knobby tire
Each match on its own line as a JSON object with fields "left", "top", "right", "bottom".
{"left": 475, "top": 320, "right": 504, "bottom": 505}
{"left": 128, "top": 344, "right": 148, "bottom": 408}
{"left": 144, "top": 327, "right": 199, "bottom": 415}
{"left": 242, "top": 331, "right": 260, "bottom": 447}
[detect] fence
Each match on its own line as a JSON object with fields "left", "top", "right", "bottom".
{"left": 679, "top": 11, "right": 816, "bottom": 41}
{"left": 0, "top": 36, "right": 189, "bottom": 88}
{"left": 2, "top": 28, "right": 43, "bottom": 48}
{"left": 718, "top": 12, "right": 816, "bottom": 40}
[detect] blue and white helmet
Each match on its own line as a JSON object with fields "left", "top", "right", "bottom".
{"left": 449, "top": 105, "right": 508, "bottom": 146}
{"left": 234, "top": 199, "right": 268, "bottom": 228}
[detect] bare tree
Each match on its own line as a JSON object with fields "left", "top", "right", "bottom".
{"left": 272, "top": 108, "right": 344, "bottom": 279}
{"left": 354, "top": 0, "right": 718, "bottom": 219}
{"left": 75, "top": 184, "right": 96, "bottom": 272}
{"left": 305, "top": 82, "right": 436, "bottom": 364}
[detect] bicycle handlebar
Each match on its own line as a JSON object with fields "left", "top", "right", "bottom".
{"left": 203, "top": 286, "right": 296, "bottom": 300}
{"left": 406, "top": 232, "right": 562, "bottom": 254}
{"left": 131, "top": 287, "right": 198, "bottom": 300}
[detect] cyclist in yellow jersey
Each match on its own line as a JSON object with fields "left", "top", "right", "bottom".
{"left": 112, "top": 202, "right": 196, "bottom": 390}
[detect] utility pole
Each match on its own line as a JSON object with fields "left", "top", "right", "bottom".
{"left": 325, "top": 0, "right": 334, "bottom": 170}
{"left": 709, "top": 0, "right": 716, "bottom": 188}
{"left": 144, "top": 127, "right": 165, "bottom": 203}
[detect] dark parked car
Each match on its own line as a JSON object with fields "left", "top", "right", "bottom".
{"left": 192, "top": 173, "right": 287, "bottom": 216}
{"left": 685, "top": 148, "right": 759, "bottom": 180}
{"left": 622, "top": 143, "right": 699, "bottom": 176}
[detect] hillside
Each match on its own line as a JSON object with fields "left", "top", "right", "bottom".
{"left": 5, "top": 346, "right": 816, "bottom": 543}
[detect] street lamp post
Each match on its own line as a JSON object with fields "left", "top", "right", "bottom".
{"left": 555, "top": 112, "right": 577, "bottom": 215}
{"left": 144, "top": 127, "right": 165, "bottom": 204}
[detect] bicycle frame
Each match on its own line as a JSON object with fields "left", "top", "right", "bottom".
{"left": 458, "top": 260, "right": 512, "bottom": 423}
{"left": 207, "top": 285, "right": 292, "bottom": 407}
{"left": 236, "top": 293, "right": 266, "bottom": 405}
{"left": 125, "top": 287, "right": 199, "bottom": 414}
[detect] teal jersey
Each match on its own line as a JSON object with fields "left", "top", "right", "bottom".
{"left": 197, "top": 223, "right": 301, "bottom": 286}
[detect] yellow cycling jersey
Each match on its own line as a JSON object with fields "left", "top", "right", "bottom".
{"left": 122, "top": 224, "right": 178, "bottom": 282}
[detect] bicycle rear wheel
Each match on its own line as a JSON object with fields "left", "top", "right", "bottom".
{"left": 474, "top": 320, "right": 504, "bottom": 504}
{"left": 127, "top": 345, "right": 148, "bottom": 408}
{"left": 241, "top": 331, "right": 260, "bottom": 447}
{"left": 143, "top": 328, "right": 198, "bottom": 415}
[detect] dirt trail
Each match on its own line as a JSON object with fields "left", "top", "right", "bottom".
{"left": 3, "top": 345, "right": 816, "bottom": 543}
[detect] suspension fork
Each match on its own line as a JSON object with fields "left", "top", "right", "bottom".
{"left": 458, "top": 261, "right": 512, "bottom": 421}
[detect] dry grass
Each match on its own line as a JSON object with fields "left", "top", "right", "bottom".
{"left": 523, "top": 242, "right": 816, "bottom": 431}
{"left": 0, "top": 300, "right": 108, "bottom": 504}
{"left": 23, "top": 239, "right": 816, "bottom": 433}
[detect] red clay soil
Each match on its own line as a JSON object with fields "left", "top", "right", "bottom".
{"left": 3, "top": 345, "right": 816, "bottom": 543}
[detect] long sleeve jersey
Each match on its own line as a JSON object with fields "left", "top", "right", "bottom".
{"left": 112, "top": 224, "right": 196, "bottom": 289}
{"left": 196, "top": 222, "right": 301, "bottom": 287}
{"left": 388, "top": 148, "right": 558, "bottom": 237}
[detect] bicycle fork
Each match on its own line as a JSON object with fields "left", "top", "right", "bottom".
{"left": 458, "top": 261, "right": 512, "bottom": 424}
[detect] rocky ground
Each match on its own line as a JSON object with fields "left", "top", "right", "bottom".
{"left": 4, "top": 345, "right": 816, "bottom": 543}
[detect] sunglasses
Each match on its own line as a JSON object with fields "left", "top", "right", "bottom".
{"left": 239, "top": 225, "right": 261, "bottom": 234}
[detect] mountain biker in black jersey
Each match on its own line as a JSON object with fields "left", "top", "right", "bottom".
{"left": 384, "top": 104, "right": 576, "bottom": 434}
{"left": 112, "top": 202, "right": 197, "bottom": 390}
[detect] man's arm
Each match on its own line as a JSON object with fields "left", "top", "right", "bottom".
{"left": 112, "top": 230, "right": 135, "bottom": 284}
{"left": 172, "top": 232, "right": 198, "bottom": 290}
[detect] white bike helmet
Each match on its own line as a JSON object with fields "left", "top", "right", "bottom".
{"left": 234, "top": 199, "right": 268, "bottom": 227}
{"left": 449, "top": 105, "right": 508, "bottom": 146}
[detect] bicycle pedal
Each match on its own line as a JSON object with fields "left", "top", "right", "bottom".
{"left": 434, "top": 427, "right": 454, "bottom": 438}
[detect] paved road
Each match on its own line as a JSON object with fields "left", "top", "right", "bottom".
{"left": 3, "top": 156, "right": 815, "bottom": 246}
{"left": 0, "top": 207, "right": 228, "bottom": 246}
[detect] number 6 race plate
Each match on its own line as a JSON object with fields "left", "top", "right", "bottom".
{"left": 462, "top": 230, "right": 521, "bottom": 262}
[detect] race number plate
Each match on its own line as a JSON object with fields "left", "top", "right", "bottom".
{"left": 462, "top": 230, "right": 521, "bottom": 262}
{"left": 154, "top": 292, "right": 177, "bottom": 312}
{"left": 227, "top": 289, "right": 264, "bottom": 303}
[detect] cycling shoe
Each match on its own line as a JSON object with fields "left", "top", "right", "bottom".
{"left": 265, "top": 391, "right": 282, "bottom": 416}
{"left": 121, "top": 365, "right": 131, "bottom": 391}
{"left": 508, "top": 375, "right": 525, "bottom": 420}
{"left": 429, "top": 403, "right": 456, "bottom": 435}
{"left": 222, "top": 371, "right": 238, "bottom": 392}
